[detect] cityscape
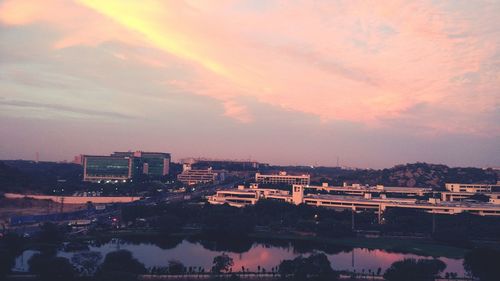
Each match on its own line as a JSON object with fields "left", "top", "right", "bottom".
{"left": 1, "top": 152, "right": 499, "bottom": 281}
{"left": 1, "top": 1, "right": 500, "bottom": 281}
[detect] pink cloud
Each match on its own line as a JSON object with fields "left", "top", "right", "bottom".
{"left": 1, "top": 0, "right": 498, "bottom": 134}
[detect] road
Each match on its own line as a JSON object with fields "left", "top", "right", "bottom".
{"left": 4, "top": 179, "right": 244, "bottom": 235}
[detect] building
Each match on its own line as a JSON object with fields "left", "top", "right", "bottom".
{"left": 177, "top": 164, "right": 226, "bottom": 185}
{"left": 490, "top": 194, "right": 500, "bottom": 204}
{"left": 73, "top": 154, "right": 84, "bottom": 165}
{"left": 83, "top": 150, "right": 171, "bottom": 182}
{"left": 181, "top": 157, "right": 260, "bottom": 171}
{"left": 207, "top": 185, "right": 292, "bottom": 207}
{"left": 112, "top": 151, "right": 170, "bottom": 177}
{"left": 207, "top": 185, "right": 500, "bottom": 216}
{"left": 445, "top": 183, "right": 500, "bottom": 193}
{"left": 255, "top": 171, "right": 310, "bottom": 185}
{"left": 83, "top": 155, "right": 133, "bottom": 182}
{"left": 305, "top": 183, "right": 432, "bottom": 197}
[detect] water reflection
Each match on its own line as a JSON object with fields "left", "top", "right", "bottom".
{"left": 14, "top": 238, "right": 466, "bottom": 276}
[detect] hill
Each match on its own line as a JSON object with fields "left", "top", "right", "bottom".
{"left": 262, "top": 163, "right": 498, "bottom": 189}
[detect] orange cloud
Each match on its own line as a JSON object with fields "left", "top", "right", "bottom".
{"left": 1, "top": 0, "right": 498, "bottom": 134}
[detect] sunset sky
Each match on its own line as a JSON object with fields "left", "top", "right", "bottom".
{"left": 0, "top": 0, "right": 499, "bottom": 168}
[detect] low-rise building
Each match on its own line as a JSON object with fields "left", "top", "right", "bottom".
{"left": 489, "top": 194, "right": 500, "bottom": 205}
{"left": 255, "top": 171, "right": 310, "bottom": 185}
{"left": 207, "top": 185, "right": 291, "bottom": 207}
{"left": 207, "top": 185, "right": 500, "bottom": 216}
{"left": 305, "top": 183, "right": 432, "bottom": 197}
{"left": 445, "top": 183, "right": 500, "bottom": 193}
{"left": 181, "top": 157, "right": 260, "bottom": 171}
{"left": 177, "top": 164, "right": 226, "bottom": 185}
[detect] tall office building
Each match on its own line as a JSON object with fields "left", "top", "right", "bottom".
{"left": 138, "top": 152, "right": 170, "bottom": 177}
{"left": 83, "top": 155, "right": 133, "bottom": 182}
{"left": 111, "top": 151, "right": 171, "bottom": 178}
{"left": 83, "top": 151, "right": 171, "bottom": 182}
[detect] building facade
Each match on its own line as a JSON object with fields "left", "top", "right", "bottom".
{"left": 207, "top": 185, "right": 500, "bottom": 216}
{"left": 83, "top": 155, "right": 133, "bottom": 182}
{"left": 255, "top": 171, "right": 310, "bottom": 185}
{"left": 181, "top": 157, "right": 260, "bottom": 171}
{"left": 177, "top": 165, "right": 226, "bottom": 185}
{"left": 83, "top": 151, "right": 171, "bottom": 182}
{"left": 112, "top": 151, "right": 171, "bottom": 177}
{"left": 445, "top": 183, "right": 500, "bottom": 193}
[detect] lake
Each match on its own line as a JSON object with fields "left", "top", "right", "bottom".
{"left": 14, "top": 237, "right": 466, "bottom": 276}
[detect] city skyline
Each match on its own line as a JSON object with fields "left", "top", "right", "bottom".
{"left": 1, "top": 1, "right": 499, "bottom": 168}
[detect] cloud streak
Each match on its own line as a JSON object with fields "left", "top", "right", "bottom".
{"left": 0, "top": 99, "right": 133, "bottom": 119}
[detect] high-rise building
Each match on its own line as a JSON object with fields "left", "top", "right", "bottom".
{"left": 111, "top": 151, "right": 171, "bottom": 178}
{"left": 138, "top": 152, "right": 170, "bottom": 177}
{"left": 83, "top": 155, "right": 133, "bottom": 182}
{"left": 83, "top": 151, "right": 171, "bottom": 182}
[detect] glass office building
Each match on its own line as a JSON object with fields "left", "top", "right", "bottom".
{"left": 83, "top": 156, "right": 133, "bottom": 182}
{"left": 139, "top": 152, "right": 170, "bottom": 177}
{"left": 83, "top": 151, "right": 171, "bottom": 182}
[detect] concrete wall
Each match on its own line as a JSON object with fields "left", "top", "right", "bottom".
{"left": 4, "top": 193, "right": 141, "bottom": 204}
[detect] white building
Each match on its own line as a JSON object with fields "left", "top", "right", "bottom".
{"left": 445, "top": 183, "right": 500, "bottom": 193}
{"left": 207, "top": 185, "right": 291, "bottom": 207}
{"left": 255, "top": 171, "right": 310, "bottom": 185}
{"left": 207, "top": 185, "right": 500, "bottom": 216}
{"left": 177, "top": 165, "right": 226, "bottom": 185}
{"left": 305, "top": 183, "right": 432, "bottom": 197}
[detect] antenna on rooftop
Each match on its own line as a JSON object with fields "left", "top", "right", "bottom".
{"left": 36, "top": 152, "right": 39, "bottom": 163}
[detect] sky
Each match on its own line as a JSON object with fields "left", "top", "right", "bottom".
{"left": 0, "top": 0, "right": 499, "bottom": 168}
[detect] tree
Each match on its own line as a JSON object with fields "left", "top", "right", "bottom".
{"left": 38, "top": 222, "right": 64, "bottom": 244}
{"left": 464, "top": 248, "right": 500, "bottom": 281}
{"left": 98, "top": 250, "right": 146, "bottom": 275}
{"left": 0, "top": 250, "right": 15, "bottom": 279}
{"left": 71, "top": 251, "right": 102, "bottom": 276}
{"left": 0, "top": 233, "right": 26, "bottom": 279}
{"left": 384, "top": 259, "right": 446, "bottom": 281}
{"left": 212, "top": 253, "right": 234, "bottom": 273}
{"left": 28, "top": 253, "right": 76, "bottom": 281}
{"left": 279, "top": 260, "right": 294, "bottom": 277}
{"left": 155, "top": 214, "right": 183, "bottom": 234}
{"left": 168, "top": 260, "right": 186, "bottom": 275}
{"left": 278, "top": 253, "right": 338, "bottom": 280}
